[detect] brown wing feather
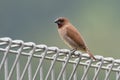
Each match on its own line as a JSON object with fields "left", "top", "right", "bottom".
{"left": 66, "top": 25, "right": 96, "bottom": 60}
{"left": 66, "top": 25, "right": 87, "bottom": 51}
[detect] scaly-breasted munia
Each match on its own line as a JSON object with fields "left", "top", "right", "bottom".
{"left": 54, "top": 17, "right": 96, "bottom": 60}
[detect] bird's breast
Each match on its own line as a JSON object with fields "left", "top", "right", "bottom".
{"left": 58, "top": 27, "right": 79, "bottom": 49}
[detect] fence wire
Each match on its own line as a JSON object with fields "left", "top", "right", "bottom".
{"left": 0, "top": 37, "right": 120, "bottom": 80}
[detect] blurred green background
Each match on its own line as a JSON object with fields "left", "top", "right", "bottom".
{"left": 0, "top": 0, "right": 120, "bottom": 58}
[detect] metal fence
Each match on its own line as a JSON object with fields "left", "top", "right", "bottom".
{"left": 0, "top": 37, "right": 120, "bottom": 80}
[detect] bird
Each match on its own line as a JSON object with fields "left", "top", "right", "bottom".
{"left": 54, "top": 17, "right": 96, "bottom": 60}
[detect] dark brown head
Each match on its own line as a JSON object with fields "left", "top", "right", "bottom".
{"left": 54, "top": 17, "right": 69, "bottom": 28}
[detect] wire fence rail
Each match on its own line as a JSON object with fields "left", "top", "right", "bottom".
{"left": 0, "top": 37, "right": 120, "bottom": 80}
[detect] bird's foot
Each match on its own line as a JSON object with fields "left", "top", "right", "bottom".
{"left": 70, "top": 48, "right": 77, "bottom": 52}
{"left": 70, "top": 48, "right": 77, "bottom": 55}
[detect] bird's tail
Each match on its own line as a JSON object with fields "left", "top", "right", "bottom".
{"left": 86, "top": 49, "right": 96, "bottom": 60}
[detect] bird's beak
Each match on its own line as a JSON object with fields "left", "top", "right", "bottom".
{"left": 54, "top": 20, "right": 61, "bottom": 25}
{"left": 54, "top": 20, "right": 58, "bottom": 23}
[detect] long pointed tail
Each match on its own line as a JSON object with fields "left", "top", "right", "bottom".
{"left": 86, "top": 49, "right": 96, "bottom": 60}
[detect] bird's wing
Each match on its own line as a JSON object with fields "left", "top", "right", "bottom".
{"left": 66, "top": 25, "right": 96, "bottom": 60}
{"left": 66, "top": 26, "right": 87, "bottom": 51}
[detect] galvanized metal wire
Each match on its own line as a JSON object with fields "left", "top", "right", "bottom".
{"left": 0, "top": 37, "right": 120, "bottom": 80}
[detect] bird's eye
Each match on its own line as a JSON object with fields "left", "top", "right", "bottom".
{"left": 59, "top": 20, "right": 64, "bottom": 23}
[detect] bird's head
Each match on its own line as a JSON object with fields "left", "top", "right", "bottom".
{"left": 54, "top": 17, "right": 69, "bottom": 28}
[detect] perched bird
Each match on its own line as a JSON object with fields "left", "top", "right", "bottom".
{"left": 54, "top": 17, "right": 96, "bottom": 60}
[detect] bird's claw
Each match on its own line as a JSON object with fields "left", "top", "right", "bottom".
{"left": 70, "top": 48, "right": 77, "bottom": 55}
{"left": 70, "top": 48, "right": 77, "bottom": 52}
